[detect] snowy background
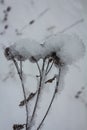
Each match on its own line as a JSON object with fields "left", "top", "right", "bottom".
{"left": 0, "top": 0, "right": 87, "bottom": 130}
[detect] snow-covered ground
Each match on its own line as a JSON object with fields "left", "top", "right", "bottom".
{"left": 0, "top": 0, "right": 87, "bottom": 130}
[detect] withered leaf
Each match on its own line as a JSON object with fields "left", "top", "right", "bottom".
{"left": 45, "top": 76, "right": 56, "bottom": 84}
{"left": 13, "top": 124, "right": 25, "bottom": 130}
{"left": 19, "top": 100, "right": 26, "bottom": 107}
{"left": 19, "top": 92, "right": 37, "bottom": 106}
{"left": 27, "top": 92, "right": 37, "bottom": 101}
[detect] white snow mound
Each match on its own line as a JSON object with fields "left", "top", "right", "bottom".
{"left": 43, "top": 33, "right": 85, "bottom": 65}
{"left": 5, "top": 39, "right": 44, "bottom": 62}
{"left": 5, "top": 33, "right": 85, "bottom": 65}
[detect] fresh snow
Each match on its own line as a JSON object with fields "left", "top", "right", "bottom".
{"left": 43, "top": 33, "right": 85, "bottom": 65}
{"left": 5, "top": 38, "right": 43, "bottom": 62}
{"left": 0, "top": 0, "right": 87, "bottom": 130}
{"left": 5, "top": 33, "right": 85, "bottom": 65}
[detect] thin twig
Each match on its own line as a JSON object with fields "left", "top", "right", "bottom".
{"left": 37, "top": 8, "right": 49, "bottom": 20}
{"left": 37, "top": 67, "right": 61, "bottom": 130}
{"left": 8, "top": 51, "right": 29, "bottom": 130}
{"left": 35, "top": 61, "right": 41, "bottom": 77}
{"left": 17, "top": 8, "right": 49, "bottom": 33}
{"left": 20, "top": 61, "right": 29, "bottom": 130}
{"left": 46, "top": 61, "right": 53, "bottom": 75}
{"left": 12, "top": 59, "right": 29, "bottom": 130}
{"left": 45, "top": 59, "right": 50, "bottom": 74}
{"left": 42, "top": 18, "right": 84, "bottom": 43}
{"left": 28, "top": 59, "right": 46, "bottom": 130}
{"left": 59, "top": 18, "right": 84, "bottom": 33}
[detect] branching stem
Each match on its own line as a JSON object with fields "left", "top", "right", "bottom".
{"left": 10, "top": 53, "right": 29, "bottom": 130}
{"left": 37, "top": 67, "right": 61, "bottom": 130}
{"left": 35, "top": 61, "right": 41, "bottom": 77}
{"left": 46, "top": 61, "right": 53, "bottom": 75}
{"left": 28, "top": 59, "right": 46, "bottom": 130}
{"left": 20, "top": 61, "right": 29, "bottom": 130}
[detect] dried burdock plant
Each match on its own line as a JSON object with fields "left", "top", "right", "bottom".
{"left": 4, "top": 33, "right": 85, "bottom": 130}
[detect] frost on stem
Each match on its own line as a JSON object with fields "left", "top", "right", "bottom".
{"left": 4, "top": 33, "right": 85, "bottom": 130}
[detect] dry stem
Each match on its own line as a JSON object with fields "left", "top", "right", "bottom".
{"left": 37, "top": 67, "right": 61, "bottom": 130}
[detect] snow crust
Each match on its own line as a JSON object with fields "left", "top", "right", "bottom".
{"left": 5, "top": 33, "right": 85, "bottom": 65}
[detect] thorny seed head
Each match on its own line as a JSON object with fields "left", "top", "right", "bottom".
{"left": 51, "top": 52, "right": 64, "bottom": 66}
{"left": 4, "top": 47, "right": 12, "bottom": 60}
{"left": 4, "top": 47, "right": 26, "bottom": 61}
